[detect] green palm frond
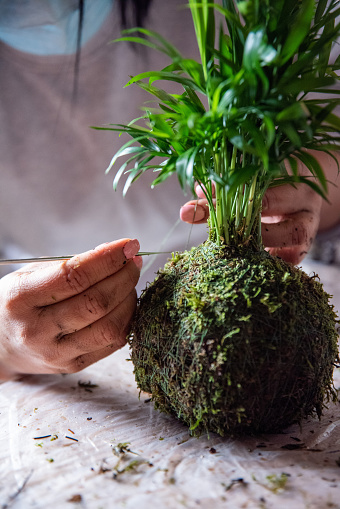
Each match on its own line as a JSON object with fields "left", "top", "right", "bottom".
{"left": 93, "top": 0, "right": 340, "bottom": 246}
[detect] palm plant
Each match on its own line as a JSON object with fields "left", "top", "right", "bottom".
{"left": 100, "top": 0, "right": 339, "bottom": 249}
{"left": 95, "top": 0, "right": 340, "bottom": 436}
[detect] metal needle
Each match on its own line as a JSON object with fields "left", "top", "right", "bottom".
{"left": 0, "top": 252, "right": 171, "bottom": 265}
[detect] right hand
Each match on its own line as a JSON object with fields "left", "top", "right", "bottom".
{"left": 0, "top": 238, "right": 142, "bottom": 380}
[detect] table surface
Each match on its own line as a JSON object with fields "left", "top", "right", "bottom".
{"left": 1, "top": 259, "right": 340, "bottom": 509}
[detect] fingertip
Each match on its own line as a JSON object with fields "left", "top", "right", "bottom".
{"left": 195, "top": 184, "right": 206, "bottom": 198}
{"left": 267, "top": 246, "right": 305, "bottom": 265}
{"left": 180, "top": 203, "right": 206, "bottom": 223}
{"left": 132, "top": 255, "right": 143, "bottom": 270}
{"left": 123, "top": 239, "right": 140, "bottom": 260}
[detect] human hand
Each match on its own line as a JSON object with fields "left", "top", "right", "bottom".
{"left": 180, "top": 182, "right": 322, "bottom": 265}
{"left": 261, "top": 184, "right": 322, "bottom": 264}
{"left": 0, "top": 238, "right": 142, "bottom": 380}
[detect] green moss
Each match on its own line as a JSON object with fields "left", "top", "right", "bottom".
{"left": 130, "top": 241, "right": 339, "bottom": 436}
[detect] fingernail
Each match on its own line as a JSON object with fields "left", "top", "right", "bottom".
{"left": 132, "top": 255, "right": 143, "bottom": 270}
{"left": 123, "top": 239, "right": 140, "bottom": 259}
{"left": 180, "top": 204, "right": 206, "bottom": 223}
{"left": 195, "top": 184, "right": 206, "bottom": 198}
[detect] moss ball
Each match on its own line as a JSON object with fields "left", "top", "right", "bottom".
{"left": 130, "top": 241, "right": 339, "bottom": 436}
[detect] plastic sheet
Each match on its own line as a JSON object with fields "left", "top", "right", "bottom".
{"left": 1, "top": 260, "right": 340, "bottom": 508}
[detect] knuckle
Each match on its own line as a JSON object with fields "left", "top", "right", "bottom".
{"left": 291, "top": 223, "right": 306, "bottom": 245}
{"left": 20, "top": 324, "right": 36, "bottom": 345}
{"left": 102, "top": 304, "right": 132, "bottom": 348}
{"left": 62, "top": 263, "right": 91, "bottom": 293}
{"left": 4, "top": 284, "right": 26, "bottom": 315}
{"left": 98, "top": 315, "right": 124, "bottom": 348}
{"left": 106, "top": 341, "right": 122, "bottom": 354}
{"left": 291, "top": 215, "right": 312, "bottom": 246}
{"left": 67, "top": 355, "right": 88, "bottom": 373}
{"left": 125, "top": 262, "right": 141, "bottom": 287}
{"left": 103, "top": 250, "right": 122, "bottom": 274}
{"left": 40, "top": 347, "right": 60, "bottom": 366}
{"left": 17, "top": 315, "right": 45, "bottom": 347}
{"left": 81, "top": 287, "right": 110, "bottom": 318}
{"left": 93, "top": 245, "right": 123, "bottom": 276}
{"left": 262, "top": 193, "right": 269, "bottom": 211}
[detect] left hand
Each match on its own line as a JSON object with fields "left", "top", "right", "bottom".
{"left": 260, "top": 183, "right": 322, "bottom": 264}
{"left": 180, "top": 182, "right": 322, "bottom": 265}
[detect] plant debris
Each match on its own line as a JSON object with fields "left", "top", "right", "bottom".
{"left": 265, "top": 473, "right": 290, "bottom": 493}
{"left": 112, "top": 442, "right": 138, "bottom": 457}
{"left": 67, "top": 494, "right": 82, "bottom": 503}
{"left": 252, "top": 472, "right": 290, "bottom": 493}
{"left": 96, "top": 442, "right": 153, "bottom": 479}
{"left": 281, "top": 443, "right": 306, "bottom": 450}
{"left": 112, "top": 459, "right": 152, "bottom": 479}
{"left": 77, "top": 380, "right": 98, "bottom": 392}
{"left": 222, "top": 478, "right": 247, "bottom": 491}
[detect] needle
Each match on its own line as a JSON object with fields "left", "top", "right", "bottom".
{"left": 0, "top": 252, "right": 172, "bottom": 265}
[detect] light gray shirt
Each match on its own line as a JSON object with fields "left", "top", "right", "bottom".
{"left": 0, "top": 0, "right": 207, "bottom": 289}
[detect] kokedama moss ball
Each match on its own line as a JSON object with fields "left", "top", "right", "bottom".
{"left": 130, "top": 241, "right": 339, "bottom": 436}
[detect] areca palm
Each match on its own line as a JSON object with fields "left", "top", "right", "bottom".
{"left": 96, "top": 0, "right": 339, "bottom": 248}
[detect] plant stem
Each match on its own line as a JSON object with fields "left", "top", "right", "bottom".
{"left": 245, "top": 175, "right": 257, "bottom": 238}
{"left": 214, "top": 153, "right": 223, "bottom": 246}
{"left": 235, "top": 151, "right": 246, "bottom": 229}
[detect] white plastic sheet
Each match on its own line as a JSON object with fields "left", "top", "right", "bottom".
{"left": 1, "top": 260, "right": 340, "bottom": 508}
